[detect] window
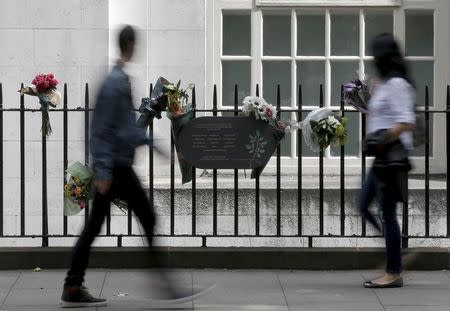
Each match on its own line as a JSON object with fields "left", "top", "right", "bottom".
{"left": 222, "top": 12, "right": 252, "bottom": 109}
{"left": 405, "top": 11, "right": 434, "bottom": 157}
{"left": 222, "top": 9, "right": 396, "bottom": 159}
{"left": 209, "top": 0, "right": 445, "bottom": 173}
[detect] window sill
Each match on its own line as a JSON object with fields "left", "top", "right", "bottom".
{"left": 255, "top": 0, "right": 402, "bottom": 7}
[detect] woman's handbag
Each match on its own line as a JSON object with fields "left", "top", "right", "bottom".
{"left": 364, "top": 129, "right": 411, "bottom": 203}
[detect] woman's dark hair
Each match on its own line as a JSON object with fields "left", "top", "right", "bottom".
{"left": 371, "top": 33, "right": 414, "bottom": 86}
{"left": 119, "top": 25, "right": 136, "bottom": 54}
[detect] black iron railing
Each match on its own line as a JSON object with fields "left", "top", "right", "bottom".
{"left": 0, "top": 82, "right": 449, "bottom": 248}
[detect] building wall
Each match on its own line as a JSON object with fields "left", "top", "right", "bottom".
{"left": 0, "top": 0, "right": 206, "bottom": 239}
{"left": 108, "top": 0, "right": 206, "bottom": 177}
{"left": 0, "top": 0, "right": 449, "bottom": 244}
{"left": 0, "top": 0, "right": 109, "bottom": 237}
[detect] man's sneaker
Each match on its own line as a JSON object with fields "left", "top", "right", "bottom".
{"left": 61, "top": 285, "right": 107, "bottom": 308}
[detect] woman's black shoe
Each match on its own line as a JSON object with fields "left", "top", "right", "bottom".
{"left": 363, "top": 277, "right": 403, "bottom": 288}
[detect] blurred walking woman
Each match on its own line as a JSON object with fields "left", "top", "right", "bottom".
{"left": 361, "top": 33, "right": 415, "bottom": 288}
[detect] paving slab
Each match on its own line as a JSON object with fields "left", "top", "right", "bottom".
{"left": 101, "top": 269, "right": 193, "bottom": 301}
{"left": 0, "top": 272, "right": 19, "bottom": 290}
{"left": 374, "top": 288, "right": 450, "bottom": 307}
{"left": 0, "top": 269, "right": 449, "bottom": 310}
{"left": 95, "top": 301, "right": 193, "bottom": 310}
{"left": 3, "top": 306, "right": 96, "bottom": 311}
{"left": 14, "top": 270, "right": 106, "bottom": 290}
{"left": 385, "top": 307, "right": 450, "bottom": 311}
{"left": 3, "top": 288, "right": 67, "bottom": 307}
{"left": 278, "top": 271, "right": 379, "bottom": 304}
{"left": 192, "top": 270, "right": 287, "bottom": 308}
{"left": 287, "top": 302, "right": 385, "bottom": 311}
{"left": 362, "top": 271, "right": 450, "bottom": 288}
{"left": 194, "top": 303, "right": 288, "bottom": 310}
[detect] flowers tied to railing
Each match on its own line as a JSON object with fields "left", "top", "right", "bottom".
{"left": 139, "top": 77, "right": 195, "bottom": 184}
{"left": 64, "top": 162, "right": 127, "bottom": 216}
{"left": 19, "top": 73, "right": 62, "bottom": 137}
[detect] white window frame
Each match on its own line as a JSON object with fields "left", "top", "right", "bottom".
{"left": 206, "top": 0, "right": 450, "bottom": 175}
{"left": 255, "top": 0, "right": 402, "bottom": 6}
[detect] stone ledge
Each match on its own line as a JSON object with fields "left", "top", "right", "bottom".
{"left": 0, "top": 246, "right": 448, "bottom": 270}
{"left": 144, "top": 175, "right": 447, "bottom": 190}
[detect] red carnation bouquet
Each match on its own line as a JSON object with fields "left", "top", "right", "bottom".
{"left": 19, "top": 73, "right": 62, "bottom": 136}
{"left": 32, "top": 73, "right": 59, "bottom": 93}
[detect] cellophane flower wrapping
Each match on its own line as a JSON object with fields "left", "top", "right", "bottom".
{"left": 343, "top": 77, "right": 370, "bottom": 113}
{"left": 167, "top": 107, "right": 194, "bottom": 184}
{"left": 161, "top": 79, "right": 194, "bottom": 184}
{"left": 64, "top": 162, "right": 128, "bottom": 216}
{"left": 139, "top": 77, "right": 194, "bottom": 184}
{"left": 299, "top": 108, "right": 348, "bottom": 152}
{"left": 137, "top": 77, "right": 171, "bottom": 128}
{"left": 19, "top": 73, "right": 62, "bottom": 137}
{"left": 64, "top": 162, "right": 94, "bottom": 216}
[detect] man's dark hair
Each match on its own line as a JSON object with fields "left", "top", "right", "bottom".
{"left": 119, "top": 25, "right": 136, "bottom": 54}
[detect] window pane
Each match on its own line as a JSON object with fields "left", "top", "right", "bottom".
{"left": 330, "top": 111, "right": 359, "bottom": 156}
{"left": 406, "top": 11, "right": 433, "bottom": 56}
{"left": 263, "top": 61, "right": 291, "bottom": 107}
{"left": 364, "top": 60, "right": 378, "bottom": 79}
{"left": 222, "top": 61, "right": 251, "bottom": 106}
{"left": 331, "top": 61, "right": 359, "bottom": 105}
{"left": 411, "top": 115, "right": 433, "bottom": 157}
{"left": 409, "top": 61, "right": 434, "bottom": 107}
{"left": 297, "top": 61, "right": 324, "bottom": 107}
{"left": 331, "top": 12, "right": 359, "bottom": 56}
{"left": 365, "top": 12, "right": 393, "bottom": 56}
{"left": 223, "top": 13, "right": 251, "bottom": 56}
{"left": 297, "top": 13, "right": 325, "bottom": 56}
{"left": 279, "top": 112, "right": 292, "bottom": 157}
{"left": 263, "top": 14, "right": 290, "bottom": 56}
{"left": 297, "top": 111, "right": 317, "bottom": 157}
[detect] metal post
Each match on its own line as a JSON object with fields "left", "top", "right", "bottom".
{"left": 213, "top": 85, "right": 218, "bottom": 236}
{"left": 446, "top": 85, "right": 450, "bottom": 236}
{"left": 63, "top": 84, "right": 68, "bottom": 235}
{"left": 425, "top": 86, "right": 430, "bottom": 236}
{"left": 192, "top": 86, "right": 197, "bottom": 236}
{"left": 297, "top": 85, "right": 302, "bottom": 236}
{"left": 41, "top": 107, "right": 49, "bottom": 247}
{"left": 276, "top": 85, "right": 281, "bottom": 236}
{"left": 319, "top": 85, "right": 324, "bottom": 236}
{"left": 84, "top": 83, "right": 90, "bottom": 223}
{"left": 255, "top": 84, "right": 260, "bottom": 236}
{"left": 0, "top": 83, "right": 3, "bottom": 236}
{"left": 340, "top": 85, "right": 345, "bottom": 236}
{"left": 361, "top": 113, "right": 367, "bottom": 236}
{"left": 20, "top": 83, "right": 25, "bottom": 236}
{"left": 234, "top": 84, "right": 239, "bottom": 236}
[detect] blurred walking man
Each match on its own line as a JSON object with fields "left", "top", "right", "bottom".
{"left": 60, "top": 25, "right": 197, "bottom": 308}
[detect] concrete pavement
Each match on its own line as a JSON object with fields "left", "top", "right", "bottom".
{"left": 0, "top": 269, "right": 449, "bottom": 310}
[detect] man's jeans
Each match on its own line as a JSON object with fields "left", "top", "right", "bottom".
{"left": 65, "top": 166, "right": 155, "bottom": 286}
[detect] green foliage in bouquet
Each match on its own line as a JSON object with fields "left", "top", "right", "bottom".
{"left": 64, "top": 162, "right": 128, "bottom": 216}
{"left": 165, "top": 80, "right": 194, "bottom": 116}
{"left": 310, "top": 113, "right": 348, "bottom": 151}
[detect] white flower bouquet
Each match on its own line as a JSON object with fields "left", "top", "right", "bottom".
{"left": 299, "top": 108, "right": 348, "bottom": 152}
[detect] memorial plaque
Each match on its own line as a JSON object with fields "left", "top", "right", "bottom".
{"left": 178, "top": 117, "right": 277, "bottom": 169}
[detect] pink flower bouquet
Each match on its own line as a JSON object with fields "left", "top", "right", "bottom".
{"left": 19, "top": 73, "right": 62, "bottom": 136}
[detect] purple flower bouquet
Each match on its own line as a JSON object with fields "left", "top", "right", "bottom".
{"left": 343, "top": 78, "right": 370, "bottom": 113}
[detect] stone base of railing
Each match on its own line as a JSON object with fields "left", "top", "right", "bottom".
{"left": 0, "top": 247, "right": 448, "bottom": 270}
